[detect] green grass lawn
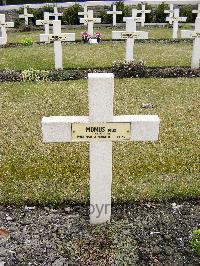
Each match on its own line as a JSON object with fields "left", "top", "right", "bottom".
{"left": 7, "top": 26, "right": 193, "bottom": 43}
{"left": 0, "top": 42, "right": 192, "bottom": 70}
{"left": 0, "top": 78, "right": 199, "bottom": 205}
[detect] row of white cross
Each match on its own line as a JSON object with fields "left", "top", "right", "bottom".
{"left": 18, "top": 4, "right": 62, "bottom": 26}
{"left": 0, "top": 7, "right": 200, "bottom": 69}
{"left": 18, "top": 3, "right": 200, "bottom": 28}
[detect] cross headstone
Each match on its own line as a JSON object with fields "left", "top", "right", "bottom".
{"left": 107, "top": 4, "right": 122, "bottom": 26}
{"left": 36, "top": 12, "right": 52, "bottom": 35}
{"left": 80, "top": 10, "right": 101, "bottom": 36}
{"left": 78, "top": 3, "right": 88, "bottom": 26}
{"left": 191, "top": 17, "right": 200, "bottom": 69}
{"left": 121, "top": 17, "right": 148, "bottom": 62}
{"left": 19, "top": 4, "right": 33, "bottom": 26}
{"left": 38, "top": 18, "right": 75, "bottom": 44}
{"left": 137, "top": 4, "right": 151, "bottom": 27}
{"left": 123, "top": 9, "right": 145, "bottom": 29}
{"left": 164, "top": 4, "right": 174, "bottom": 25}
{"left": 49, "top": 6, "right": 63, "bottom": 20}
{"left": 40, "top": 20, "right": 67, "bottom": 69}
{"left": 192, "top": 4, "right": 200, "bottom": 17}
{"left": 41, "top": 73, "right": 160, "bottom": 224}
{"left": 166, "top": 9, "right": 187, "bottom": 39}
{"left": 0, "top": 14, "right": 14, "bottom": 45}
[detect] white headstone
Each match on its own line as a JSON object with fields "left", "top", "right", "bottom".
{"left": 36, "top": 12, "right": 52, "bottom": 35}
{"left": 137, "top": 4, "right": 151, "bottom": 27}
{"left": 113, "top": 16, "right": 148, "bottom": 61}
{"left": 0, "top": 14, "right": 14, "bottom": 45}
{"left": 39, "top": 20, "right": 71, "bottom": 70}
{"left": 192, "top": 4, "right": 200, "bottom": 17}
{"left": 191, "top": 17, "right": 200, "bottom": 69}
{"left": 107, "top": 4, "right": 122, "bottom": 26}
{"left": 164, "top": 4, "right": 174, "bottom": 25}
{"left": 41, "top": 73, "right": 160, "bottom": 224}
{"left": 78, "top": 3, "right": 88, "bottom": 26}
{"left": 180, "top": 29, "right": 193, "bottom": 39}
{"left": 166, "top": 9, "right": 187, "bottom": 39}
{"left": 80, "top": 10, "right": 101, "bottom": 36}
{"left": 123, "top": 8, "right": 145, "bottom": 32}
{"left": 19, "top": 4, "right": 33, "bottom": 26}
{"left": 49, "top": 6, "right": 63, "bottom": 20}
{"left": 39, "top": 16, "right": 75, "bottom": 44}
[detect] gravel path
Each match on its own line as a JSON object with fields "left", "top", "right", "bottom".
{"left": 0, "top": 199, "right": 199, "bottom": 265}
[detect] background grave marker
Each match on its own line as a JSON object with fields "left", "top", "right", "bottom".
{"left": 192, "top": 4, "right": 200, "bottom": 17}
{"left": 137, "top": 4, "right": 151, "bottom": 27}
{"left": 191, "top": 17, "right": 200, "bottom": 69}
{"left": 19, "top": 4, "right": 33, "bottom": 26}
{"left": 113, "top": 16, "right": 148, "bottom": 61}
{"left": 80, "top": 9, "right": 101, "bottom": 36}
{"left": 107, "top": 4, "right": 122, "bottom": 26}
{"left": 0, "top": 14, "right": 14, "bottom": 45}
{"left": 166, "top": 9, "right": 187, "bottom": 39}
{"left": 78, "top": 3, "right": 88, "bottom": 26}
{"left": 164, "top": 4, "right": 174, "bottom": 25}
{"left": 49, "top": 6, "right": 63, "bottom": 20}
{"left": 36, "top": 12, "right": 52, "bottom": 36}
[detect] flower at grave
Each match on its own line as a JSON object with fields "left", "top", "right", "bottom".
{"left": 95, "top": 32, "right": 102, "bottom": 43}
{"left": 81, "top": 32, "right": 90, "bottom": 43}
{"left": 95, "top": 32, "right": 101, "bottom": 37}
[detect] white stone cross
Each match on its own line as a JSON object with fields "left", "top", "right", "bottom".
{"left": 39, "top": 20, "right": 67, "bottom": 69}
{"left": 36, "top": 12, "right": 52, "bottom": 35}
{"left": 39, "top": 18, "right": 75, "bottom": 45}
{"left": 166, "top": 9, "right": 187, "bottom": 39}
{"left": 0, "top": 14, "right": 14, "bottom": 45}
{"left": 123, "top": 9, "right": 145, "bottom": 29}
{"left": 49, "top": 6, "right": 63, "bottom": 20}
{"left": 80, "top": 10, "right": 101, "bottom": 36}
{"left": 112, "top": 9, "right": 148, "bottom": 40}
{"left": 164, "top": 4, "right": 174, "bottom": 25}
{"left": 107, "top": 4, "right": 122, "bottom": 26}
{"left": 192, "top": 4, "right": 200, "bottom": 17}
{"left": 137, "top": 4, "right": 151, "bottom": 27}
{"left": 121, "top": 17, "right": 148, "bottom": 62}
{"left": 19, "top": 4, "right": 33, "bottom": 26}
{"left": 41, "top": 73, "right": 160, "bottom": 224}
{"left": 191, "top": 17, "right": 200, "bottom": 69}
{"left": 78, "top": 3, "right": 88, "bottom": 26}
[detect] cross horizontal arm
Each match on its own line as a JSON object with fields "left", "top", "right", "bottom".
{"left": 107, "top": 11, "right": 122, "bottom": 15}
{"left": 137, "top": 10, "right": 151, "bottom": 14}
{"left": 42, "top": 115, "right": 160, "bottom": 143}
{"left": 49, "top": 12, "right": 63, "bottom": 17}
{"left": 36, "top": 20, "right": 52, "bottom": 26}
{"left": 164, "top": 10, "right": 174, "bottom": 14}
{"left": 5, "top": 22, "right": 14, "bottom": 28}
{"left": 39, "top": 33, "right": 75, "bottom": 43}
{"left": 123, "top": 17, "right": 145, "bottom": 23}
{"left": 19, "top": 14, "right": 34, "bottom": 18}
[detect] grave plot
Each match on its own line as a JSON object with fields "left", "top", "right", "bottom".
{"left": 0, "top": 4, "right": 199, "bottom": 264}
{"left": 1, "top": 78, "right": 199, "bottom": 205}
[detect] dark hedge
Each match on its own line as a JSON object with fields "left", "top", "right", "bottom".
{"left": 0, "top": 64, "right": 200, "bottom": 82}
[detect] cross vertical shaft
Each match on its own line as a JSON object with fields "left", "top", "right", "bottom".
{"left": 192, "top": 17, "right": 200, "bottom": 69}
{"left": 53, "top": 20, "right": 62, "bottom": 70}
{"left": 88, "top": 73, "right": 114, "bottom": 224}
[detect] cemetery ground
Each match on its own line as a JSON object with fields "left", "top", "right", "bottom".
{"left": 7, "top": 26, "right": 193, "bottom": 43}
{"left": 0, "top": 23, "right": 199, "bottom": 264}
{"left": 0, "top": 77, "right": 200, "bottom": 264}
{"left": 0, "top": 42, "right": 193, "bottom": 70}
